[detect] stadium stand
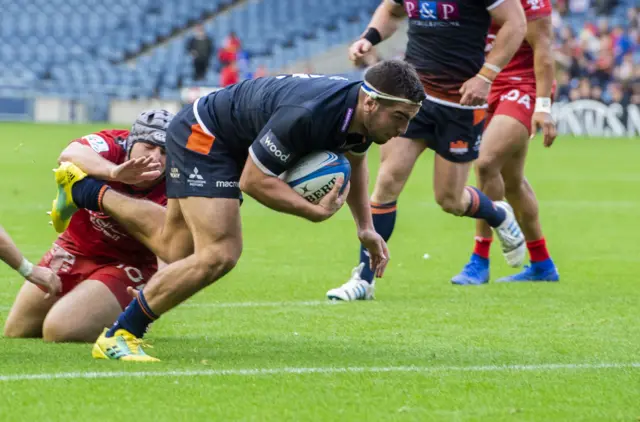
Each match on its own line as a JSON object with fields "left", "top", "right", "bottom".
{"left": 0, "top": 0, "right": 377, "bottom": 103}
{"left": 0, "top": 0, "right": 637, "bottom": 114}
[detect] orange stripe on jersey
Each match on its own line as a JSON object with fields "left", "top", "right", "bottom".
{"left": 473, "top": 109, "right": 487, "bottom": 125}
{"left": 186, "top": 124, "right": 215, "bottom": 155}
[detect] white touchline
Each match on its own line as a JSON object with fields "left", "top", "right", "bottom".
{"left": 180, "top": 300, "right": 334, "bottom": 309}
{"left": 0, "top": 300, "right": 339, "bottom": 313}
{"left": 0, "top": 363, "right": 638, "bottom": 383}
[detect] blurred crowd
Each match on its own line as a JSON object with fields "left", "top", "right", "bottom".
{"left": 354, "top": 4, "right": 640, "bottom": 106}
{"left": 187, "top": 4, "right": 640, "bottom": 103}
{"left": 186, "top": 24, "right": 267, "bottom": 87}
{"left": 553, "top": 5, "right": 640, "bottom": 104}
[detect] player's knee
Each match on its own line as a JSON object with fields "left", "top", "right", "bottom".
{"left": 3, "top": 320, "right": 26, "bottom": 338}
{"left": 435, "top": 192, "right": 466, "bottom": 216}
{"left": 372, "top": 168, "right": 406, "bottom": 203}
{"left": 42, "top": 315, "right": 97, "bottom": 343}
{"left": 475, "top": 156, "right": 501, "bottom": 181}
{"left": 42, "top": 317, "right": 73, "bottom": 343}
{"left": 504, "top": 176, "right": 526, "bottom": 199}
{"left": 196, "top": 245, "right": 242, "bottom": 286}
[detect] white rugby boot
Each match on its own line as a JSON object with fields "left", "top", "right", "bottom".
{"left": 493, "top": 201, "right": 526, "bottom": 267}
{"left": 326, "top": 263, "right": 375, "bottom": 301}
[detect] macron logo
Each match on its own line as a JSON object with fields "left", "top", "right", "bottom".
{"left": 262, "top": 132, "right": 291, "bottom": 163}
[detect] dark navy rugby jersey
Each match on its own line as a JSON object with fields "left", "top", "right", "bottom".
{"left": 393, "top": 0, "right": 503, "bottom": 102}
{"left": 194, "top": 74, "right": 371, "bottom": 177}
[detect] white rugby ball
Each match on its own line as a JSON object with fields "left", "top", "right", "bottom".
{"left": 280, "top": 151, "right": 351, "bottom": 204}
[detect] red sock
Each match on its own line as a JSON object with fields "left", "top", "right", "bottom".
{"left": 527, "top": 238, "right": 550, "bottom": 262}
{"left": 473, "top": 237, "right": 493, "bottom": 259}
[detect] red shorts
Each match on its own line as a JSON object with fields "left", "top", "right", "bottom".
{"left": 37, "top": 242, "right": 157, "bottom": 309}
{"left": 486, "top": 84, "right": 537, "bottom": 135}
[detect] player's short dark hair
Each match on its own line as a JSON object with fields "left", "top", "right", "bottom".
{"left": 363, "top": 60, "right": 426, "bottom": 105}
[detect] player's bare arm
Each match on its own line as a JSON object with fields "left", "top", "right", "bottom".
{"left": 345, "top": 152, "right": 389, "bottom": 277}
{"left": 460, "top": 0, "right": 527, "bottom": 106}
{"left": 348, "top": 0, "right": 406, "bottom": 61}
{"left": 0, "top": 225, "right": 61, "bottom": 298}
{"left": 59, "top": 142, "right": 161, "bottom": 184}
{"left": 526, "top": 15, "right": 557, "bottom": 146}
{"left": 239, "top": 155, "right": 349, "bottom": 223}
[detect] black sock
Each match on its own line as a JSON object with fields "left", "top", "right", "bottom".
{"left": 71, "top": 177, "right": 109, "bottom": 212}
{"left": 464, "top": 186, "right": 506, "bottom": 228}
{"left": 106, "top": 291, "right": 158, "bottom": 338}
{"left": 359, "top": 201, "right": 397, "bottom": 283}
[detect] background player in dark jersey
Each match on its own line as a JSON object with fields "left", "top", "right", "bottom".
{"left": 4, "top": 111, "right": 171, "bottom": 343}
{"left": 49, "top": 60, "right": 425, "bottom": 361}
{"left": 453, "top": 0, "right": 559, "bottom": 284}
{"left": 327, "top": 0, "right": 529, "bottom": 300}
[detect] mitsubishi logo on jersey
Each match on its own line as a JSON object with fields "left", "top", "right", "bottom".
{"left": 188, "top": 167, "right": 206, "bottom": 187}
{"left": 189, "top": 167, "right": 203, "bottom": 180}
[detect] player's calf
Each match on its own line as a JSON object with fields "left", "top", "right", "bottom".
{"left": 148, "top": 246, "right": 241, "bottom": 309}
{"left": 435, "top": 190, "right": 468, "bottom": 216}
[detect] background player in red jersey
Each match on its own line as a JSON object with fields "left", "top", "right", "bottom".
{"left": 452, "top": 0, "right": 559, "bottom": 284}
{"left": 3, "top": 110, "right": 173, "bottom": 342}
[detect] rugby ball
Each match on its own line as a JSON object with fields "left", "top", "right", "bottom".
{"left": 280, "top": 151, "right": 351, "bottom": 204}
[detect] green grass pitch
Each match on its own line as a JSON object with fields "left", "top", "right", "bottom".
{"left": 0, "top": 122, "right": 638, "bottom": 421}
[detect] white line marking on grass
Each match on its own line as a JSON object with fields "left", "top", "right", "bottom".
{"left": 180, "top": 300, "right": 334, "bottom": 309}
{"left": 0, "top": 300, "right": 339, "bottom": 313}
{"left": 1, "top": 362, "right": 638, "bottom": 383}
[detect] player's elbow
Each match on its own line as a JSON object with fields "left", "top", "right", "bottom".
{"left": 238, "top": 174, "right": 256, "bottom": 196}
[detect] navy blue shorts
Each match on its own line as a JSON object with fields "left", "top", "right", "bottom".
{"left": 166, "top": 102, "right": 244, "bottom": 200}
{"left": 403, "top": 99, "right": 486, "bottom": 163}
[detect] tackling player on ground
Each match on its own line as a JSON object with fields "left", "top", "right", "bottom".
{"left": 452, "top": 0, "right": 559, "bottom": 284}
{"left": 50, "top": 60, "right": 425, "bottom": 361}
{"left": 327, "top": 0, "right": 528, "bottom": 300}
{"left": 4, "top": 110, "right": 171, "bottom": 342}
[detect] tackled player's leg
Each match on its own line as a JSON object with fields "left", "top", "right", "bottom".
{"left": 91, "top": 197, "right": 242, "bottom": 361}
{"left": 327, "top": 136, "right": 426, "bottom": 301}
{"left": 51, "top": 160, "right": 193, "bottom": 264}
{"left": 99, "top": 190, "right": 194, "bottom": 264}
{"left": 92, "top": 98, "right": 244, "bottom": 361}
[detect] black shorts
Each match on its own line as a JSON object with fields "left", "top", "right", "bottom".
{"left": 166, "top": 101, "right": 244, "bottom": 200}
{"left": 403, "top": 99, "right": 486, "bottom": 163}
